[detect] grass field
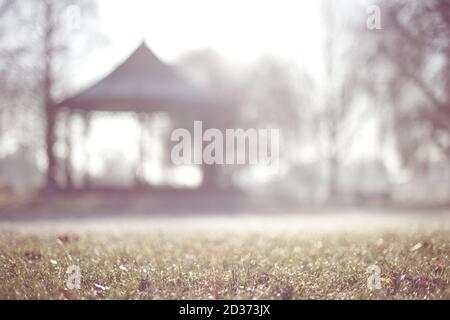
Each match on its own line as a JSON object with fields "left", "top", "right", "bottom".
{"left": 0, "top": 214, "right": 449, "bottom": 299}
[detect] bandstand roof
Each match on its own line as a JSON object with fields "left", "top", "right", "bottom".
{"left": 58, "top": 42, "right": 217, "bottom": 113}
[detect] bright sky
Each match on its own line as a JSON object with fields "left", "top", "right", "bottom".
{"left": 76, "top": 0, "right": 326, "bottom": 86}
{"left": 100, "top": 0, "right": 323, "bottom": 62}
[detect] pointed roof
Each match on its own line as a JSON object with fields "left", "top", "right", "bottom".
{"left": 59, "top": 42, "right": 215, "bottom": 113}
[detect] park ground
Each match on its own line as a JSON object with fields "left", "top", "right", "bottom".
{"left": 0, "top": 211, "right": 449, "bottom": 299}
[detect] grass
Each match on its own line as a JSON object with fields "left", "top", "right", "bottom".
{"left": 0, "top": 215, "right": 449, "bottom": 299}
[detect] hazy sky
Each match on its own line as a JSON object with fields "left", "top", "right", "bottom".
{"left": 99, "top": 0, "right": 323, "bottom": 62}
{"left": 75, "top": 0, "right": 326, "bottom": 86}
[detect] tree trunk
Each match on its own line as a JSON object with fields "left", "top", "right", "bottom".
{"left": 82, "top": 112, "right": 92, "bottom": 189}
{"left": 135, "top": 114, "right": 147, "bottom": 187}
{"left": 202, "top": 164, "right": 221, "bottom": 191}
{"left": 64, "top": 112, "right": 73, "bottom": 190}
{"left": 43, "top": 1, "right": 57, "bottom": 191}
{"left": 448, "top": 159, "right": 450, "bottom": 207}
{"left": 328, "top": 157, "right": 339, "bottom": 202}
{"left": 44, "top": 99, "right": 57, "bottom": 190}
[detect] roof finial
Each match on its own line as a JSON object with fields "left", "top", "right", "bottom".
{"left": 139, "top": 38, "right": 147, "bottom": 49}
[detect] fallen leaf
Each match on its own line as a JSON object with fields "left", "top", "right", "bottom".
{"left": 57, "top": 234, "right": 80, "bottom": 245}
{"left": 59, "top": 288, "right": 71, "bottom": 300}
{"left": 23, "top": 251, "right": 43, "bottom": 261}
{"left": 256, "top": 273, "right": 271, "bottom": 285}
{"left": 279, "top": 286, "right": 294, "bottom": 300}
{"left": 139, "top": 279, "right": 150, "bottom": 292}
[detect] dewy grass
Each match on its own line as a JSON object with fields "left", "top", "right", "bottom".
{"left": 0, "top": 217, "right": 448, "bottom": 300}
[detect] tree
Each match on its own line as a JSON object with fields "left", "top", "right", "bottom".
{"left": 0, "top": 1, "right": 28, "bottom": 142}
{"left": 367, "top": 0, "right": 450, "bottom": 167}
{"left": 315, "top": 0, "right": 368, "bottom": 201}
{"left": 243, "top": 56, "right": 308, "bottom": 160}
{"left": 353, "top": 0, "right": 450, "bottom": 203}
{"left": 176, "top": 49, "right": 243, "bottom": 190}
{"left": 27, "top": 0, "right": 98, "bottom": 190}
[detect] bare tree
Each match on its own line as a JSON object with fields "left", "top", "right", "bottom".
{"left": 176, "top": 50, "right": 244, "bottom": 190}
{"left": 315, "top": 0, "right": 367, "bottom": 201}
{"left": 367, "top": 0, "right": 450, "bottom": 165}
{"left": 354, "top": 0, "right": 450, "bottom": 202}
{"left": 0, "top": 0, "right": 26, "bottom": 141}
{"left": 24, "top": 0, "right": 98, "bottom": 190}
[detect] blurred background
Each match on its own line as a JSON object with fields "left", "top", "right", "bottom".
{"left": 0, "top": 0, "right": 449, "bottom": 218}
